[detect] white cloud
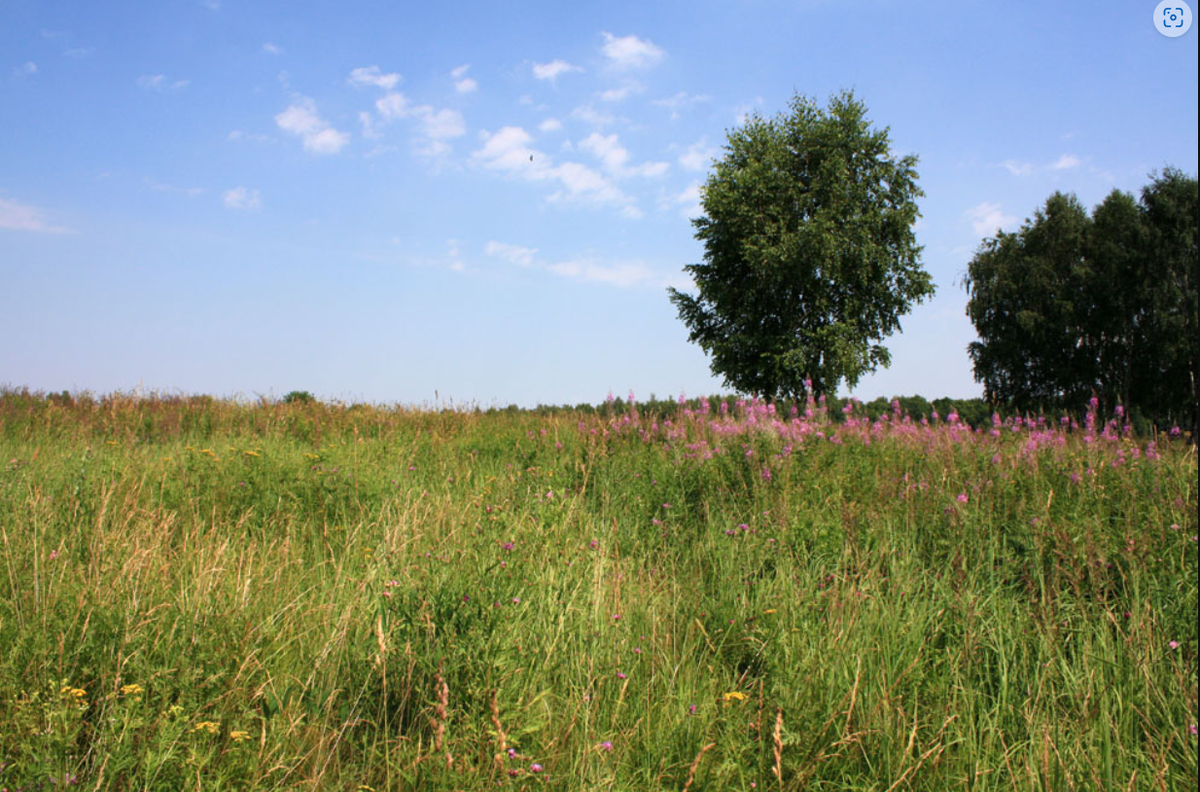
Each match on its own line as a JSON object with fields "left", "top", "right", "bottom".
{"left": 539, "top": 118, "right": 562, "bottom": 133}
{"left": 965, "top": 202, "right": 1018, "bottom": 237}
{"left": 571, "top": 104, "right": 616, "bottom": 127}
{"left": 549, "top": 259, "right": 656, "bottom": 288}
{"left": 472, "top": 126, "right": 636, "bottom": 214}
{"left": 275, "top": 98, "right": 350, "bottom": 154}
{"left": 349, "top": 66, "right": 401, "bottom": 91}
{"left": 547, "top": 161, "right": 626, "bottom": 206}
{"left": 0, "top": 196, "right": 70, "bottom": 233}
{"left": 474, "top": 126, "right": 542, "bottom": 172}
{"left": 579, "top": 133, "right": 629, "bottom": 173}
{"left": 366, "top": 91, "right": 464, "bottom": 155}
{"left": 579, "top": 132, "right": 668, "bottom": 178}
{"left": 146, "top": 178, "right": 204, "bottom": 197}
{"left": 678, "top": 139, "right": 718, "bottom": 172}
{"left": 13, "top": 61, "right": 37, "bottom": 77}
{"left": 63, "top": 48, "right": 95, "bottom": 59}
{"left": 227, "top": 129, "right": 270, "bottom": 143}
{"left": 532, "top": 59, "right": 582, "bottom": 82}
{"left": 223, "top": 186, "right": 261, "bottom": 211}
{"left": 653, "top": 92, "right": 711, "bottom": 116}
{"left": 418, "top": 106, "right": 466, "bottom": 139}
{"left": 1002, "top": 159, "right": 1033, "bottom": 177}
{"left": 597, "top": 81, "right": 643, "bottom": 103}
{"left": 600, "top": 32, "right": 664, "bottom": 70}
{"left": 358, "top": 111, "right": 381, "bottom": 139}
{"left": 662, "top": 180, "right": 705, "bottom": 216}
{"left": 137, "top": 74, "right": 190, "bottom": 92}
{"left": 1052, "top": 153, "right": 1081, "bottom": 170}
{"left": 375, "top": 92, "right": 409, "bottom": 119}
{"left": 262, "top": 42, "right": 283, "bottom": 55}
{"left": 451, "top": 64, "right": 477, "bottom": 93}
{"left": 598, "top": 87, "right": 629, "bottom": 102}
{"left": 485, "top": 240, "right": 662, "bottom": 288}
{"left": 485, "top": 241, "right": 538, "bottom": 267}
{"left": 733, "top": 97, "right": 765, "bottom": 125}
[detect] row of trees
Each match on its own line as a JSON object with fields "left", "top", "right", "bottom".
{"left": 964, "top": 170, "right": 1198, "bottom": 430}
{"left": 668, "top": 90, "right": 1195, "bottom": 432}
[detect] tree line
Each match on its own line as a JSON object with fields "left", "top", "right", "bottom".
{"left": 663, "top": 90, "right": 1195, "bottom": 434}
{"left": 964, "top": 169, "right": 1197, "bottom": 432}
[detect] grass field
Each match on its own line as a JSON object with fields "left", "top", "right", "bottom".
{"left": 0, "top": 391, "right": 1195, "bottom": 791}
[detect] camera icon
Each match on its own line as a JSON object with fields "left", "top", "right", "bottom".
{"left": 1155, "top": 0, "right": 1193, "bottom": 37}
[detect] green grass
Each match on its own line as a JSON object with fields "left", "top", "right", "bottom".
{"left": 0, "top": 392, "right": 1195, "bottom": 790}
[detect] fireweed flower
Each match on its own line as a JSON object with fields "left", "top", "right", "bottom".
{"left": 598, "top": 740, "right": 613, "bottom": 751}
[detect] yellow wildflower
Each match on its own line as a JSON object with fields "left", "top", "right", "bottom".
{"left": 722, "top": 691, "right": 748, "bottom": 703}
{"left": 193, "top": 721, "right": 220, "bottom": 734}
{"left": 230, "top": 730, "right": 252, "bottom": 742}
{"left": 120, "top": 683, "right": 144, "bottom": 696}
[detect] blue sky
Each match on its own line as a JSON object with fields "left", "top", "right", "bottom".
{"left": 2, "top": 0, "right": 1196, "bottom": 407}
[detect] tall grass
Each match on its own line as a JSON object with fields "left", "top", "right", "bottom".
{"left": 0, "top": 391, "right": 1195, "bottom": 790}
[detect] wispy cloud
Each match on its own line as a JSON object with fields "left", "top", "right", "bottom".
{"left": 349, "top": 65, "right": 401, "bottom": 90}
{"left": 12, "top": 61, "right": 37, "bottom": 78}
{"left": 275, "top": 98, "right": 350, "bottom": 154}
{"left": 262, "top": 42, "right": 283, "bottom": 55}
{"left": 367, "top": 90, "right": 465, "bottom": 156}
{"left": 472, "top": 126, "right": 636, "bottom": 215}
{"left": 652, "top": 91, "right": 711, "bottom": 119}
{"left": 570, "top": 104, "right": 616, "bottom": 127}
{"left": 538, "top": 118, "right": 562, "bottom": 133}
{"left": 485, "top": 240, "right": 538, "bottom": 267}
{"left": 0, "top": 196, "right": 71, "bottom": 233}
{"left": 138, "top": 74, "right": 190, "bottom": 92}
{"left": 965, "top": 201, "right": 1018, "bottom": 237}
{"left": 600, "top": 32, "right": 664, "bottom": 70}
{"left": 678, "top": 139, "right": 718, "bottom": 172}
{"left": 1052, "top": 153, "right": 1081, "bottom": 170}
{"left": 532, "top": 59, "right": 582, "bottom": 83}
{"left": 484, "top": 240, "right": 662, "bottom": 288}
{"left": 578, "top": 132, "right": 668, "bottom": 178}
{"left": 660, "top": 183, "right": 703, "bottom": 219}
{"left": 63, "top": 47, "right": 95, "bottom": 59}
{"left": 227, "top": 129, "right": 271, "bottom": 143}
{"left": 733, "top": 97, "right": 764, "bottom": 125}
{"left": 1002, "top": 159, "right": 1034, "bottom": 176}
{"left": 145, "top": 178, "right": 204, "bottom": 197}
{"left": 549, "top": 259, "right": 656, "bottom": 288}
{"left": 451, "top": 64, "right": 477, "bottom": 93}
{"left": 223, "top": 186, "right": 261, "bottom": 211}
{"left": 597, "top": 81, "right": 643, "bottom": 103}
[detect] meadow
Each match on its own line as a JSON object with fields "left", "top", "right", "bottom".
{"left": 0, "top": 390, "right": 1195, "bottom": 791}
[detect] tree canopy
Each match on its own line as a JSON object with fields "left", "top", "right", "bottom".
{"left": 964, "top": 168, "right": 1198, "bottom": 430}
{"left": 668, "top": 91, "right": 934, "bottom": 400}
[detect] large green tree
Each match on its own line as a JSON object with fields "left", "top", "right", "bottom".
{"left": 964, "top": 169, "right": 1198, "bottom": 429}
{"left": 668, "top": 91, "right": 934, "bottom": 400}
